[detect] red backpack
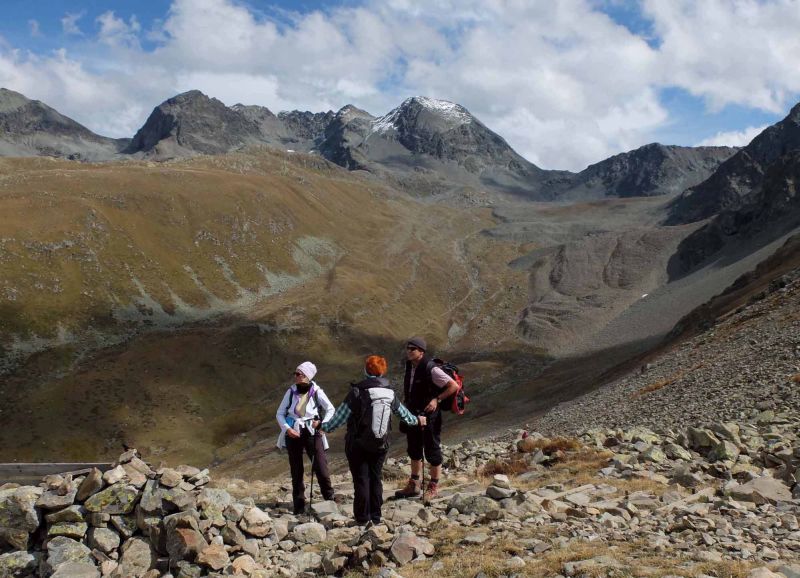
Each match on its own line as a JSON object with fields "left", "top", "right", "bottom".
{"left": 428, "top": 359, "right": 470, "bottom": 415}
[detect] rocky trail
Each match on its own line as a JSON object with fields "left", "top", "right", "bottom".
{"left": 3, "top": 404, "right": 800, "bottom": 578}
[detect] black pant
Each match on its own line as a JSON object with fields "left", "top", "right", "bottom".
{"left": 346, "top": 443, "right": 387, "bottom": 524}
{"left": 286, "top": 429, "right": 334, "bottom": 513}
{"left": 406, "top": 409, "right": 443, "bottom": 466}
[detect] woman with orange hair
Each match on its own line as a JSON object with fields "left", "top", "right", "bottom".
{"left": 323, "top": 355, "right": 423, "bottom": 526}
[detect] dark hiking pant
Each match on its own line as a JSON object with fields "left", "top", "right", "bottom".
{"left": 346, "top": 444, "right": 387, "bottom": 524}
{"left": 405, "top": 409, "right": 443, "bottom": 466}
{"left": 286, "top": 429, "right": 334, "bottom": 513}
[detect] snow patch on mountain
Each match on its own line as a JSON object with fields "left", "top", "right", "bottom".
{"left": 371, "top": 96, "right": 472, "bottom": 134}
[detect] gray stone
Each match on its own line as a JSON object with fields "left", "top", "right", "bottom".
{"left": 486, "top": 485, "right": 515, "bottom": 500}
{"left": 290, "top": 551, "right": 322, "bottom": 572}
{"left": 43, "top": 537, "right": 93, "bottom": 576}
{"left": 110, "top": 537, "right": 155, "bottom": 578}
{"left": 84, "top": 484, "right": 139, "bottom": 515}
{"left": 492, "top": 474, "right": 511, "bottom": 489}
{"left": 292, "top": 522, "right": 326, "bottom": 544}
{"left": 664, "top": 443, "right": 693, "bottom": 461}
{"left": 730, "top": 477, "right": 793, "bottom": 505}
{"left": 48, "top": 522, "right": 88, "bottom": 540}
{"left": 447, "top": 494, "right": 501, "bottom": 516}
{"left": 389, "top": 533, "right": 434, "bottom": 566}
{"left": 158, "top": 468, "right": 183, "bottom": 489}
{"left": 50, "top": 562, "right": 100, "bottom": 578}
{"left": 87, "top": 527, "right": 120, "bottom": 554}
{"left": 239, "top": 507, "right": 271, "bottom": 538}
{"left": 0, "top": 486, "right": 42, "bottom": 550}
{"left": 309, "top": 500, "right": 339, "bottom": 516}
{"left": 46, "top": 506, "right": 85, "bottom": 524}
{"left": 196, "top": 489, "right": 232, "bottom": 526}
{"left": 0, "top": 550, "right": 41, "bottom": 578}
{"left": 76, "top": 469, "right": 104, "bottom": 502}
{"left": 37, "top": 488, "right": 78, "bottom": 511}
{"left": 102, "top": 466, "right": 126, "bottom": 486}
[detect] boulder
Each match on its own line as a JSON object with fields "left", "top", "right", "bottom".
{"left": 389, "top": 533, "right": 434, "bottom": 565}
{"left": 48, "top": 522, "right": 88, "bottom": 540}
{"left": 0, "top": 486, "right": 43, "bottom": 550}
{"left": 84, "top": 484, "right": 139, "bottom": 515}
{"left": 730, "top": 477, "right": 793, "bottom": 505}
{"left": 0, "top": 550, "right": 41, "bottom": 578}
{"left": 110, "top": 537, "right": 155, "bottom": 578}
{"left": 37, "top": 488, "right": 78, "bottom": 511}
{"left": 197, "top": 542, "right": 230, "bottom": 571}
{"left": 447, "top": 494, "right": 501, "bottom": 516}
{"left": 87, "top": 527, "right": 120, "bottom": 554}
{"left": 292, "top": 522, "right": 326, "bottom": 544}
{"left": 42, "top": 537, "right": 93, "bottom": 576}
{"left": 239, "top": 507, "right": 271, "bottom": 538}
{"left": 76, "top": 469, "right": 104, "bottom": 502}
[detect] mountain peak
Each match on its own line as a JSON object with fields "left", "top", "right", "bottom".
{"left": 372, "top": 96, "right": 473, "bottom": 135}
{"left": 0, "top": 88, "right": 33, "bottom": 113}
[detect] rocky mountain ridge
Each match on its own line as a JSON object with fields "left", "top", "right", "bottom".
{"left": 0, "top": 88, "right": 127, "bottom": 161}
{"left": 0, "top": 87, "right": 737, "bottom": 201}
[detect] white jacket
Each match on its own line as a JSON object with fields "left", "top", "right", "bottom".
{"left": 275, "top": 381, "right": 335, "bottom": 449}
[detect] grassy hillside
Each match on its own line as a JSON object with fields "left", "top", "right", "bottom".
{"left": 0, "top": 149, "right": 533, "bottom": 464}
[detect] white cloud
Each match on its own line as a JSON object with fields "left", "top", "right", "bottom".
{"left": 1, "top": 0, "right": 798, "bottom": 171}
{"left": 28, "top": 20, "right": 41, "bottom": 38}
{"left": 61, "top": 12, "right": 85, "bottom": 36}
{"left": 643, "top": 0, "right": 800, "bottom": 113}
{"left": 696, "top": 125, "right": 768, "bottom": 148}
{"left": 96, "top": 12, "right": 142, "bottom": 49}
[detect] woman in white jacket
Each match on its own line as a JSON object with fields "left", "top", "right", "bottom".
{"left": 276, "top": 361, "right": 335, "bottom": 514}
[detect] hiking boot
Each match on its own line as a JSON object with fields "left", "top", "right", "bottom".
{"left": 423, "top": 482, "right": 439, "bottom": 504}
{"left": 394, "top": 477, "right": 421, "bottom": 498}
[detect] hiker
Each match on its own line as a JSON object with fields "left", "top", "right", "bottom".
{"left": 276, "top": 361, "right": 336, "bottom": 514}
{"left": 395, "top": 337, "right": 460, "bottom": 503}
{"left": 322, "top": 355, "right": 424, "bottom": 526}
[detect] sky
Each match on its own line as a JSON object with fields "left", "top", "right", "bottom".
{"left": 1, "top": 0, "right": 799, "bottom": 171}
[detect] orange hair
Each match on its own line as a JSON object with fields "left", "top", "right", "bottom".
{"left": 365, "top": 355, "right": 388, "bottom": 377}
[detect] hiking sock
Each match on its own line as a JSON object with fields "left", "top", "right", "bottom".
{"left": 429, "top": 478, "right": 439, "bottom": 485}
{"left": 410, "top": 475, "right": 420, "bottom": 481}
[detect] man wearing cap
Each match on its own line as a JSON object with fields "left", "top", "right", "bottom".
{"left": 395, "top": 337, "right": 460, "bottom": 502}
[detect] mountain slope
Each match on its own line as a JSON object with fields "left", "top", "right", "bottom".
{"left": 0, "top": 148, "right": 533, "bottom": 463}
{"left": 562, "top": 143, "right": 737, "bottom": 200}
{"left": 668, "top": 101, "right": 800, "bottom": 225}
{"left": 666, "top": 101, "right": 800, "bottom": 274}
{"left": 0, "top": 88, "right": 126, "bottom": 160}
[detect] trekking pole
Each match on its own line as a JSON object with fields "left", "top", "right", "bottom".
{"left": 420, "top": 414, "right": 426, "bottom": 503}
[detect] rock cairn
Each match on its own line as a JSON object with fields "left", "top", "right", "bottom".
{"left": 0, "top": 448, "right": 436, "bottom": 578}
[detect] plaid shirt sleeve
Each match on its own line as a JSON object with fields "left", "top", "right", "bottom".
{"left": 393, "top": 402, "right": 419, "bottom": 426}
{"left": 321, "top": 403, "right": 351, "bottom": 433}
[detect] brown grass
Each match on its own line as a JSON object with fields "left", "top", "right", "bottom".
{"left": 480, "top": 456, "right": 531, "bottom": 477}
{"left": 380, "top": 530, "right": 759, "bottom": 578}
{"left": 633, "top": 363, "right": 704, "bottom": 398}
{"left": 520, "top": 436, "right": 582, "bottom": 453}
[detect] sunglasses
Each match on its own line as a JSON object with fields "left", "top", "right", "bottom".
{"left": 293, "top": 371, "right": 305, "bottom": 377}
{"left": 406, "top": 346, "right": 421, "bottom": 352}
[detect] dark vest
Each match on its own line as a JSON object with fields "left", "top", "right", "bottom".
{"left": 403, "top": 356, "right": 436, "bottom": 413}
